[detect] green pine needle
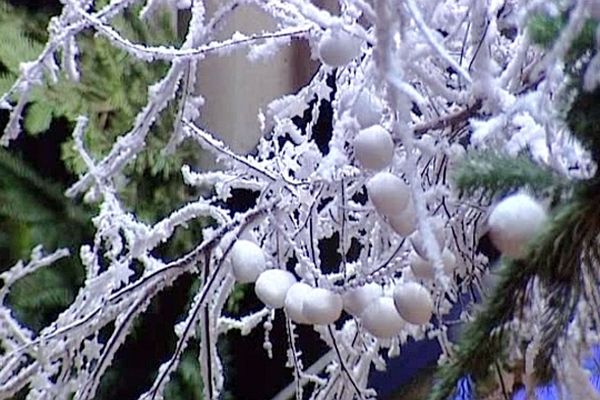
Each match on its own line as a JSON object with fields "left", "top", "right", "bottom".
{"left": 430, "top": 182, "right": 600, "bottom": 399}
{"left": 452, "top": 151, "right": 562, "bottom": 198}
{"left": 528, "top": 12, "right": 596, "bottom": 63}
{"left": 566, "top": 87, "right": 600, "bottom": 162}
{"left": 429, "top": 259, "right": 534, "bottom": 400}
{"left": 24, "top": 100, "right": 53, "bottom": 135}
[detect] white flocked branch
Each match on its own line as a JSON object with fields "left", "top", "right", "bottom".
{"left": 0, "top": 0, "right": 597, "bottom": 399}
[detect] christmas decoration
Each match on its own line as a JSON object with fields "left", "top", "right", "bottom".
{"left": 3, "top": 1, "right": 600, "bottom": 399}
{"left": 317, "top": 28, "right": 362, "bottom": 67}
{"left": 409, "top": 248, "right": 456, "bottom": 281}
{"left": 342, "top": 282, "right": 383, "bottom": 317}
{"left": 393, "top": 282, "right": 433, "bottom": 325}
{"left": 367, "top": 172, "right": 410, "bottom": 217}
{"left": 388, "top": 200, "right": 417, "bottom": 237}
{"left": 254, "top": 269, "right": 297, "bottom": 309}
{"left": 229, "top": 239, "right": 267, "bottom": 283}
{"left": 360, "top": 297, "right": 405, "bottom": 338}
{"left": 302, "top": 288, "right": 343, "bottom": 325}
{"left": 284, "top": 282, "right": 313, "bottom": 324}
{"left": 487, "top": 192, "right": 548, "bottom": 259}
{"left": 353, "top": 124, "right": 394, "bottom": 170}
{"left": 350, "top": 90, "right": 383, "bottom": 128}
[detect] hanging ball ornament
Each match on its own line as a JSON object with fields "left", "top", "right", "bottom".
{"left": 230, "top": 240, "right": 266, "bottom": 283}
{"left": 255, "top": 269, "right": 297, "bottom": 309}
{"left": 409, "top": 248, "right": 457, "bottom": 280}
{"left": 360, "top": 297, "right": 405, "bottom": 338}
{"left": 317, "top": 28, "right": 362, "bottom": 67}
{"left": 367, "top": 172, "right": 410, "bottom": 217}
{"left": 284, "top": 282, "right": 313, "bottom": 324}
{"left": 487, "top": 193, "right": 548, "bottom": 259}
{"left": 353, "top": 90, "right": 383, "bottom": 128}
{"left": 302, "top": 288, "right": 343, "bottom": 325}
{"left": 342, "top": 283, "right": 382, "bottom": 317}
{"left": 393, "top": 282, "right": 433, "bottom": 325}
{"left": 388, "top": 200, "right": 417, "bottom": 237}
{"left": 353, "top": 125, "right": 394, "bottom": 171}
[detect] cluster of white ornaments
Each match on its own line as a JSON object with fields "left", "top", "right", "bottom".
{"left": 226, "top": 39, "right": 459, "bottom": 337}
{"left": 228, "top": 240, "right": 435, "bottom": 338}
{"left": 353, "top": 118, "right": 458, "bottom": 281}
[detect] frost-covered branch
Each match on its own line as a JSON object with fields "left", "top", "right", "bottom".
{"left": 1, "top": 0, "right": 596, "bottom": 399}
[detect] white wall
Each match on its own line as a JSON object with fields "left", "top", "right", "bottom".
{"left": 194, "top": 1, "right": 338, "bottom": 167}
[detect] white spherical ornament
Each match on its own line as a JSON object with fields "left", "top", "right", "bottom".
{"left": 488, "top": 193, "right": 548, "bottom": 259}
{"left": 342, "top": 283, "right": 382, "bottom": 317}
{"left": 393, "top": 282, "right": 433, "bottom": 325}
{"left": 408, "top": 251, "right": 434, "bottom": 280}
{"left": 284, "top": 282, "right": 313, "bottom": 324}
{"left": 318, "top": 29, "right": 362, "bottom": 67}
{"left": 255, "top": 269, "right": 297, "bottom": 309}
{"left": 302, "top": 288, "right": 343, "bottom": 325}
{"left": 408, "top": 248, "right": 457, "bottom": 280}
{"left": 353, "top": 91, "right": 383, "bottom": 128}
{"left": 360, "top": 297, "right": 405, "bottom": 338}
{"left": 353, "top": 125, "right": 394, "bottom": 171}
{"left": 388, "top": 201, "right": 417, "bottom": 237}
{"left": 367, "top": 172, "right": 410, "bottom": 217}
{"left": 230, "top": 240, "right": 266, "bottom": 283}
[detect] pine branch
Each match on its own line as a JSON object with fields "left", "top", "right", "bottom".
{"left": 567, "top": 87, "right": 600, "bottom": 163}
{"left": 528, "top": 11, "right": 596, "bottom": 63}
{"left": 429, "top": 259, "right": 534, "bottom": 400}
{"left": 0, "top": 148, "right": 91, "bottom": 226}
{"left": 531, "top": 187, "right": 600, "bottom": 382}
{"left": 430, "top": 183, "right": 600, "bottom": 399}
{"left": 452, "top": 151, "right": 562, "bottom": 198}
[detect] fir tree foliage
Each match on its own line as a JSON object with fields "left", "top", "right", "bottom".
{"left": 0, "top": 147, "right": 91, "bottom": 332}
{"left": 527, "top": 11, "right": 597, "bottom": 63}
{"left": 0, "top": 0, "right": 198, "bottom": 223}
{"left": 0, "top": 1, "right": 206, "bottom": 399}
{"left": 430, "top": 4, "right": 600, "bottom": 399}
{"left": 453, "top": 151, "right": 564, "bottom": 199}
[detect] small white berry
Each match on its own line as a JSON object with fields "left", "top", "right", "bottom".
{"left": 318, "top": 29, "right": 362, "bottom": 67}
{"left": 255, "top": 269, "right": 297, "bottom": 309}
{"left": 353, "top": 125, "right": 394, "bottom": 171}
{"left": 367, "top": 172, "right": 410, "bottom": 217}
{"left": 488, "top": 193, "right": 547, "bottom": 259}
{"left": 360, "top": 297, "right": 405, "bottom": 338}
{"left": 230, "top": 240, "right": 266, "bottom": 283}
{"left": 284, "top": 282, "right": 313, "bottom": 324}
{"left": 302, "top": 288, "right": 343, "bottom": 325}
{"left": 342, "top": 283, "right": 382, "bottom": 317}
{"left": 393, "top": 282, "right": 433, "bottom": 325}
